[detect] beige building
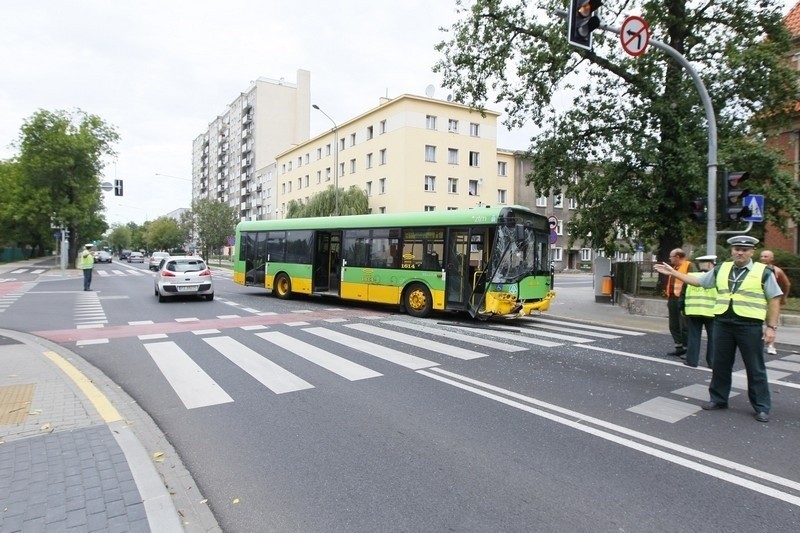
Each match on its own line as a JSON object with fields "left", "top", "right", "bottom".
{"left": 275, "top": 94, "right": 514, "bottom": 216}
{"left": 192, "top": 70, "right": 311, "bottom": 221}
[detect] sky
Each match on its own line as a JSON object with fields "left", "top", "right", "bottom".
{"left": 2, "top": 1, "right": 798, "bottom": 226}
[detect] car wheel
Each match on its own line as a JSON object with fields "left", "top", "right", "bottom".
{"left": 206, "top": 293, "right": 214, "bottom": 301}
{"left": 274, "top": 273, "right": 292, "bottom": 299}
{"left": 404, "top": 282, "right": 432, "bottom": 318}
{"left": 157, "top": 290, "right": 166, "bottom": 302}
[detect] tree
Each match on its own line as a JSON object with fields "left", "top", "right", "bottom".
{"left": 285, "top": 185, "right": 369, "bottom": 218}
{"left": 191, "top": 198, "right": 238, "bottom": 260}
{"left": 434, "top": 0, "right": 800, "bottom": 259}
{"left": 106, "top": 224, "right": 132, "bottom": 254}
{"left": 145, "top": 217, "right": 186, "bottom": 252}
{"left": 12, "top": 109, "right": 119, "bottom": 264}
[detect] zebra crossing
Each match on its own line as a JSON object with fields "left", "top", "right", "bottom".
{"left": 83, "top": 315, "right": 646, "bottom": 410}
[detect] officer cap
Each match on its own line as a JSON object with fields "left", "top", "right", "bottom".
{"left": 85, "top": 243, "right": 94, "bottom": 248}
{"left": 726, "top": 235, "right": 759, "bottom": 248}
{"left": 695, "top": 254, "right": 717, "bottom": 263}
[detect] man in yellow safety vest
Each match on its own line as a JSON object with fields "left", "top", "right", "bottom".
{"left": 78, "top": 243, "right": 95, "bottom": 291}
{"left": 680, "top": 255, "right": 717, "bottom": 368}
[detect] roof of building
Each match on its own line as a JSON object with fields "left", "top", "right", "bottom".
{"left": 786, "top": 1, "right": 800, "bottom": 37}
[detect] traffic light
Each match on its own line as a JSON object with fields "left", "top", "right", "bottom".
{"left": 114, "top": 179, "right": 124, "bottom": 196}
{"left": 568, "top": 0, "right": 603, "bottom": 50}
{"left": 689, "top": 197, "right": 706, "bottom": 223}
{"left": 721, "top": 171, "right": 751, "bottom": 222}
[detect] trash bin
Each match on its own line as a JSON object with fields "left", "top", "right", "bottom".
{"left": 601, "top": 275, "right": 613, "bottom": 296}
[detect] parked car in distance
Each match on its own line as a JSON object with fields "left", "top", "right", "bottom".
{"left": 95, "top": 251, "right": 112, "bottom": 263}
{"left": 119, "top": 249, "right": 132, "bottom": 261}
{"left": 154, "top": 256, "right": 214, "bottom": 302}
{"left": 148, "top": 252, "right": 170, "bottom": 271}
{"left": 127, "top": 251, "right": 144, "bottom": 263}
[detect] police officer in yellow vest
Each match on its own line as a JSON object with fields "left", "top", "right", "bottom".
{"left": 655, "top": 236, "right": 783, "bottom": 423}
{"left": 680, "top": 254, "right": 717, "bottom": 368}
{"left": 79, "top": 243, "right": 95, "bottom": 291}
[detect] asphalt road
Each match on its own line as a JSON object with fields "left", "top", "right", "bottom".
{"left": 3, "top": 263, "right": 800, "bottom": 531}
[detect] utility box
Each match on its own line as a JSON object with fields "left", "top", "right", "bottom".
{"left": 594, "top": 256, "right": 613, "bottom": 303}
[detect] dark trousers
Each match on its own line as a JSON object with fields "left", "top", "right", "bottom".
{"left": 709, "top": 319, "right": 771, "bottom": 413}
{"left": 685, "top": 316, "right": 714, "bottom": 367}
{"left": 82, "top": 268, "right": 93, "bottom": 290}
{"left": 667, "top": 297, "right": 687, "bottom": 348}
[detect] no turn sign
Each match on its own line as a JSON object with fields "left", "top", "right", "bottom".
{"left": 620, "top": 16, "right": 650, "bottom": 57}
{"left": 548, "top": 215, "right": 559, "bottom": 230}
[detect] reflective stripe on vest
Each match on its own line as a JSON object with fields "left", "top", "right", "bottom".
{"left": 684, "top": 273, "right": 717, "bottom": 317}
{"left": 714, "top": 262, "right": 768, "bottom": 319}
{"left": 79, "top": 251, "right": 94, "bottom": 269}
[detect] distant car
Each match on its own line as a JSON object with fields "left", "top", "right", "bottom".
{"left": 119, "top": 250, "right": 132, "bottom": 261}
{"left": 95, "top": 251, "right": 112, "bottom": 263}
{"left": 127, "top": 251, "right": 144, "bottom": 263}
{"left": 148, "top": 252, "right": 170, "bottom": 271}
{"left": 154, "top": 256, "right": 214, "bottom": 302}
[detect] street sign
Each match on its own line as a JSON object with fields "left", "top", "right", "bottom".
{"left": 548, "top": 215, "right": 559, "bottom": 230}
{"left": 620, "top": 16, "right": 650, "bottom": 57}
{"left": 742, "top": 194, "right": 764, "bottom": 222}
{"left": 549, "top": 230, "right": 558, "bottom": 244}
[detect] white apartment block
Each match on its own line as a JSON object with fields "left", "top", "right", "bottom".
{"left": 275, "top": 94, "right": 515, "bottom": 216}
{"left": 191, "top": 70, "right": 311, "bottom": 221}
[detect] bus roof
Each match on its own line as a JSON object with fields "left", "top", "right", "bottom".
{"left": 236, "top": 205, "right": 544, "bottom": 232}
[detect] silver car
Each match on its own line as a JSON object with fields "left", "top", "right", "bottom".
{"left": 154, "top": 256, "right": 214, "bottom": 302}
{"left": 148, "top": 252, "right": 170, "bottom": 271}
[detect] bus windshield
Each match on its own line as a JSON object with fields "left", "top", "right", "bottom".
{"left": 491, "top": 224, "right": 537, "bottom": 283}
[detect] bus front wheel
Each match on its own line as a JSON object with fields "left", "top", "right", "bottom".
{"left": 274, "top": 273, "right": 292, "bottom": 299}
{"left": 404, "top": 282, "right": 432, "bottom": 318}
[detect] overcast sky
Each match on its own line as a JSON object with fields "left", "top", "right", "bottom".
{"left": 2, "top": 1, "right": 797, "bottom": 226}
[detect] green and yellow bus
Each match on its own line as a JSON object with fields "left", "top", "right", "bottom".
{"left": 234, "top": 205, "right": 555, "bottom": 319}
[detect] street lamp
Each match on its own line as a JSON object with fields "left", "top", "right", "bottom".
{"left": 312, "top": 104, "right": 339, "bottom": 216}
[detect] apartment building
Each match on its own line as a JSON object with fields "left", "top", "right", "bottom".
{"left": 191, "top": 70, "right": 311, "bottom": 221}
{"left": 274, "top": 94, "right": 514, "bottom": 216}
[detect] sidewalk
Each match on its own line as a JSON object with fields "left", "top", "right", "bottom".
{"left": 0, "top": 261, "right": 219, "bottom": 532}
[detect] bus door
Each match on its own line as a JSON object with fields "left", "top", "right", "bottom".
{"left": 313, "top": 231, "right": 342, "bottom": 293}
{"left": 445, "top": 229, "right": 470, "bottom": 308}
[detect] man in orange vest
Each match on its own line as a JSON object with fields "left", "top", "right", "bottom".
{"left": 665, "top": 248, "right": 692, "bottom": 356}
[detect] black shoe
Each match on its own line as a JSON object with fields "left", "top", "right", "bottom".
{"left": 701, "top": 401, "right": 727, "bottom": 411}
{"left": 754, "top": 412, "right": 769, "bottom": 423}
{"left": 683, "top": 361, "right": 698, "bottom": 368}
{"left": 667, "top": 348, "right": 687, "bottom": 356}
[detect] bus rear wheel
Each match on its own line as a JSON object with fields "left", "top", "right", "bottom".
{"left": 274, "top": 273, "right": 292, "bottom": 299}
{"left": 404, "top": 282, "right": 432, "bottom": 318}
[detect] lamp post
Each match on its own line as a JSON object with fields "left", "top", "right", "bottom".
{"left": 312, "top": 104, "right": 339, "bottom": 216}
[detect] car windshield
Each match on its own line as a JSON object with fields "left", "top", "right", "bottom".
{"left": 168, "top": 260, "right": 207, "bottom": 273}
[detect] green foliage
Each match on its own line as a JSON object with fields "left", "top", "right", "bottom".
{"left": 190, "top": 198, "right": 238, "bottom": 258}
{"left": 285, "top": 185, "right": 369, "bottom": 218}
{"left": 106, "top": 225, "right": 132, "bottom": 253}
{"left": 434, "top": 0, "right": 800, "bottom": 259}
{"left": 145, "top": 217, "right": 186, "bottom": 251}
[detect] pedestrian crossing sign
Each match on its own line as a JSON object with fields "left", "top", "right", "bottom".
{"left": 742, "top": 194, "right": 764, "bottom": 223}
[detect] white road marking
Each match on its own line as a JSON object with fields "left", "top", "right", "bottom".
{"left": 304, "top": 327, "right": 438, "bottom": 370}
{"left": 345, "top": 322, "right": 488, "bottom": 360}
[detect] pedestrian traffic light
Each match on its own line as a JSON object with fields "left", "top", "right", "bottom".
{"left": 721, "top": 171, "right": 752, "bottom": 222}
{"left": 689, "top": 197, "right": 706, "bottom": 223}
{"left": 114, "top": 179, "right": 123, "bottom": 196}
{"left": 568, "top": 0, "right": 603, "bottom": 50}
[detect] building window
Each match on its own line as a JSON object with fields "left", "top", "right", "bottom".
{"left": 325, "top": 167, "right": 331, "bottom": 182}
{"left": 379, "top": 206, "right": 386, "bottom": 213}
{"left": 448, "top": 119, "right": 458, "bottom": 133}
{"left": 366, "top": 152, "right": 373, "bottom": 169}
{"left": 580, "top": 248, "right": 592, "bottom": 261}
{"left": 350, "top": 159, "right": 356, "bottom": 174}
{"left": 339, "top": 138, "right": 345, "bottom": 151}
{"left": 379, "top": 120, "right": 387, "bottom": 134}
{"left": 497, "top": 189, "right": 507, "bottom": 204}
{"left": 379, "top": 149, "right": 387, "bottom": 165}
{"left": 366, "top": 181, "right": 372, "bottom": 196}
{"left": 304, "top": 154, "right": 310, "bottom": 165}
{"left": 556, "top": 221, "right": 563, "bottom": 235}
{"left": 288, "top": 161, "right": 292, "bottom": 171}
{"left": 367, "top": 125, "right": 374, "bottom": 140}
{"left": 426, "top": 115, "right": 437, "bottom": 130}
{"left": 287, "top": 181, "right": 292, "bottom": 192}
{"left": 304, "top": 175, "right": 309, "bottom": 187}
{"left": 554, "top": 193, "right": 563, "bottom": 208}
{"left": 448, "top": 148, "right": 458, "bottom": 165}
{"left": 424, "top": 175, "right": 436, "bottom": 192}
{"left": 316, "top": 148, "right": 322, "bottom": 160}
{"left": 468, "top": 179, "right": 479, "bottom": 196}
{"left": 424, "top": 205, "right": 436, "bottom": 212}
{"left": 326, "top": 144, "right": 331, "bottom": 156}
{"left": 316, "top": 171, "right": 321, "bottom": 184}
{"left": 497, "top": 161, "right": 507, "bottom": 176}
{"left": 552, "top": 247, "right": 563, "bottom": 262}
{"left": 448, "top": 177, "right": 458, "bottom": 194}
{"left": 297, "top": 177, "right": 302, "bottom": 190}
{"left": 425, "top": 145, "right": 436, "bottom": 162}
{"left": 568, "top": 198, "right": 578, "bottom": 209}
{"left": 379, "top": 178, "right": 386, "bottom": 194}
{"left": 536, "top": 195, "right": 547, "bottom": 207}
{"left": 297, "top": 157, "right": 302, "bottom": 168}
{"left": 470, "top": 123, "right": 480, "bottom": 137}
{"left": 469, "top": 151, "right": 480, "bottom": 167}
{"left": 350, "top": 133, "right": 356, "bottom": 147}
{"left": 339, "top": 162, "right": 345, "bottom": 177}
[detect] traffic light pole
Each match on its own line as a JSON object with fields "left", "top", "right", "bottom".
{"left": 555, "top": 10, "right": 722, "bottom": 255}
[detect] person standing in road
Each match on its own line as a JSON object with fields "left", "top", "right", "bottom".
{"left": 759, "top": 249, "right": 791, "bottom": 355}
{"left": 79, "top": 243, "right": 95, "bottom": 291}
{"left": 665, "top": 248, "right": 692, "bottom": 356}
{"left": 680, "top": 255, "right": 717, "bottom": 368}
{"left": 655, "top": 236, "right": 783, "bottom": 423}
